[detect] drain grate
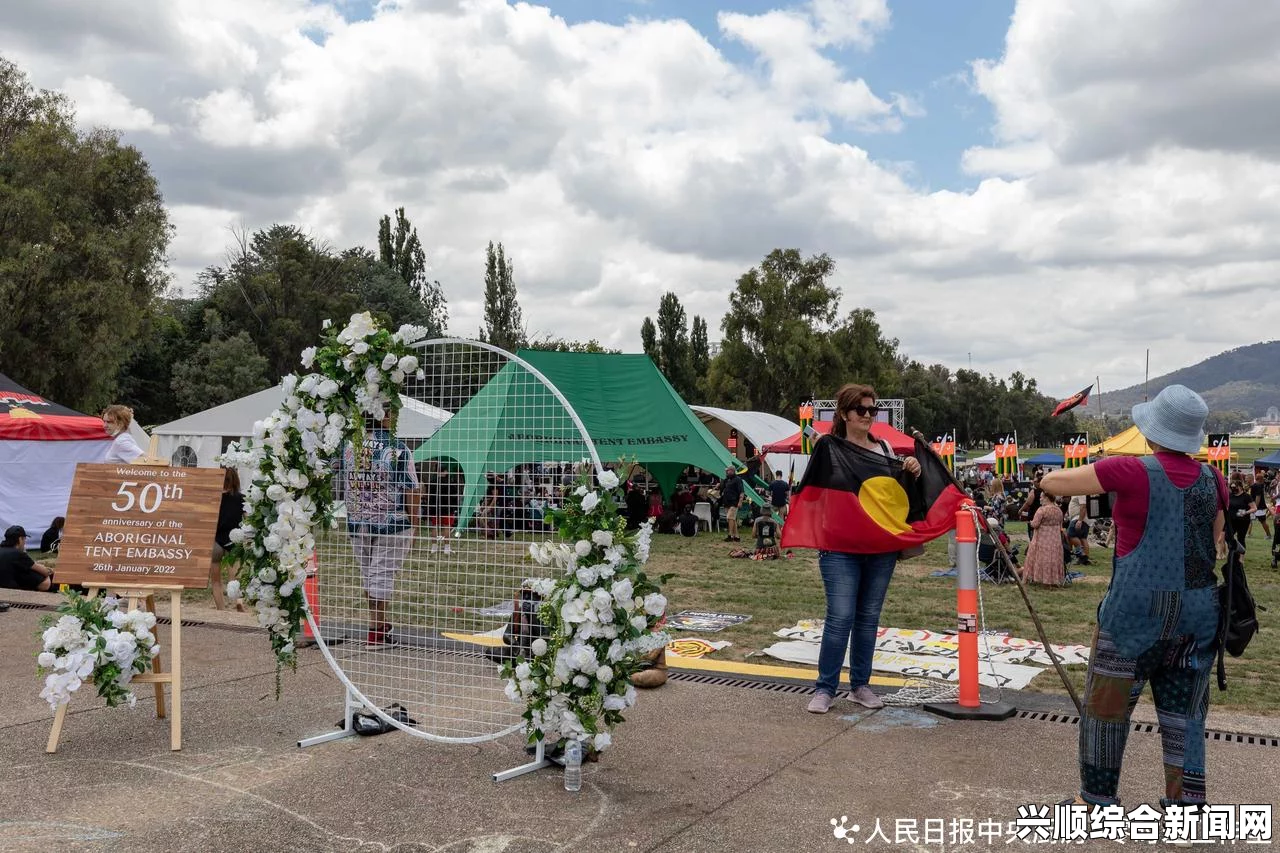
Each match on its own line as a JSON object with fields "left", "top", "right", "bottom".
{"left": 670, "top": 670, "right": 815, "bottom": 694}
{"left": 1017, "top": 709, "right": 1279, "bottom": 748}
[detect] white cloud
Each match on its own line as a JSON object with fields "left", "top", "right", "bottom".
{"left": 61, "top": 75, "right": 169, "bottom": 134}
{"left": 2, "top": 0, "right": 1279, "bottom": 401}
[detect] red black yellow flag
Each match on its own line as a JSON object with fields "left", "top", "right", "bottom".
{"left": 781, "top": 435, "right": 968, "bottom": 554}
{"left": 1052, "top": 384, "right": 1092, "bottom": 418}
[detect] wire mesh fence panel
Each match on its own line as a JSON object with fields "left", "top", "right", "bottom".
{"left": 310, "top": 341, "right": 600, "bottom": 742}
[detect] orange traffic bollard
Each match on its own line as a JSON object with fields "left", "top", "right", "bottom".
{"left": 923, "top": 502, "right": 1015, "bottom": 721}
{"left": 302, "top": 551, "right": 320, "bottom": 642}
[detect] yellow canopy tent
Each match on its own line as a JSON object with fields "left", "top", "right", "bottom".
{"left": 1089, "top": 424, "right": 1238, "bottom": 461}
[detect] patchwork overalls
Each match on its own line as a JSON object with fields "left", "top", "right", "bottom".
{"left": 1079, "top": 455, "right": 1220, "bottom": 806}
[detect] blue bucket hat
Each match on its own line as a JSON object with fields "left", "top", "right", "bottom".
{"left": 1131, "top": 384, "right": 1208, "bottom": 454}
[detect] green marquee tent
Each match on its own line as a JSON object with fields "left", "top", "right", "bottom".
{"left": 412, "top": 350, "right": 749, "bottom": 530}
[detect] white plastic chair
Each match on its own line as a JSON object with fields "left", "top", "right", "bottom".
{"left": 692, "top": 502, "right": 713, "bottom": 532}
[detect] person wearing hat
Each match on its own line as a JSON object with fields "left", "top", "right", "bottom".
{"left": 0, "top": 526, "right": 56, "bottom": 591}
{"left": 1041, "top": 384, "right": 1227, "bottom": 810}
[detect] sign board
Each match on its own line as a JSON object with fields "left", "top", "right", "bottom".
{"left": 1064, "top": 432, "right": 1089, "bottom": 468}
{"left": 56, "top": 464, "right": 224, "bottom": 587}
{"left": 1207, "top": 434, "right": 1231, "bottom": 476}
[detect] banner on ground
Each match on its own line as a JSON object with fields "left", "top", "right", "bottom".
{"left": 781, "top": 436, "right": 967, "bottom": 554}
{"left": 667, "top": 610, "right": 752, "bottom": 633}
{"left": 665, "top": 638, "right": 732, "bottom": 658}
{"left": 763, "top": 622, "right": 1091, "bottom": 689}
{"left": 994, "top": 433, "right": 1019, "bottom": 477}
{"left": 1063, "top": 433, "right": 1089, "bottom": 469}
{"left": 930, "top": 431, "right": 956, "bottom": 474}
{"left": 1207, "top": 434, "right": 1230, "bottom": 475}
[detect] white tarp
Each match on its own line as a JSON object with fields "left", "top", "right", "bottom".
{"left": 690, "top": 405, "right": 809, "bottom": 481}
{"left": 762, "top": 623, "right": 1090, "bottom": 690}
{"left": 0, "top": 439, "right": 110, "bottom": 538}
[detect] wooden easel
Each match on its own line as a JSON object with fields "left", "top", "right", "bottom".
{"left": 46, "top": 584, "right": 184, "bottom": 753}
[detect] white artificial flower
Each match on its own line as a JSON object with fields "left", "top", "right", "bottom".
{"left": 515, "top": 662, "right": 532, "bottom": 680}
{"left": 630, "top": 615, "right": 647, "bottom": 631}
{"left": 610, "top": 578, "right": 634, "bottom": 608}
{"left": 581, "top": 491, "right": 600, "bottom": 512}
{"left": 592, "top": 732, "right": 612, "bottom": 752}
{"left": 643, "top": 593, "right": 667, "bottom": 617}
{"left": 575, "top": 565, "right": 598, "bottom": 587}
{"left": 598, "top": 470, "right": 620, "bottom": 490}
{"left": 591, "top": 529, "right": 614, "bottom": 548}
{"left": 561, "top": 598, "right": 589, "bottom": 624}
{"left": 398, "top": 355, "right": 418, "bottom": 373}
{"left": 352, "top": 341, "right": 369, "bottom": 355}
{"left": 37, "top": 651, "right": 56, "bottom": 668}
{"left": 382, "top": 353, "right": 399, "bottom": 370}
{"left": 603, "top": 694, "right": 626, "bottom": 711}
{"left": 574, "top": 485, "right": 589, "bottom": 497}
{"left": 301, "top": 347, "right": 318, "bottom": 368}
{"left": 574, "top": 540, "right": 592, "bottom": 557}
{"left": 322, "top": 318, "right": 332, "bottom": 329}
{"left": 595, "top": 664, "right": 614, "bottom": 683}
{"left": 530, "top": 638, "right": 548, "bottom": 657}
{"left": 572, "top": 674, "right": 590, "bottom": 689}
{"left": 281, "top": 374, "right": 298, "bottom": 395}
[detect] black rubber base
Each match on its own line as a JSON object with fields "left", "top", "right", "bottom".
{"left": 923, "top": 701, "right": 1017, "bottom": 721}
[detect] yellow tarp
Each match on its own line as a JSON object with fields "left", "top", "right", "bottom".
{"left": 1089, "top": 425, "right": 1237, "bottom": 460}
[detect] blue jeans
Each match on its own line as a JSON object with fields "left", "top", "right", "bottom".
{"left": 816, "top": 550, "right": 897, "bottom": 695}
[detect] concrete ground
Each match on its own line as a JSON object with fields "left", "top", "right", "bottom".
{"left": 2, "top": 592, "right": 1276, "bottom": 853}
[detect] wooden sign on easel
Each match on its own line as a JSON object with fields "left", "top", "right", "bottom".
{"left": 46, "top": 463, "right": 224, "bottom": 753}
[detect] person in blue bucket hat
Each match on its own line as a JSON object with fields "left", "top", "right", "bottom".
{"left": 1041, "top": 384, "right": 1228, "bottom": 810}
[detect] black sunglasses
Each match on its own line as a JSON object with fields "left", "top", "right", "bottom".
{"left": 850, "top": 404, "right": 880, "bottom": 417}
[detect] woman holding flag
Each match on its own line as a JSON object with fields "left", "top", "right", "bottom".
{"left": 804, "top": 384, "right": 919, "bottom": 713}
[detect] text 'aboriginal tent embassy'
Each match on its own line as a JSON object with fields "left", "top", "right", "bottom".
{"left": 413, "top": 350, "right": 749, "bottom": 530}
{"left": 0, "top": 372, "right": 148, "bottom": 534}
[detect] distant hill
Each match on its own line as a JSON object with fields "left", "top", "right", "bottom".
{"left": 1095, "top": 340, "right": 1280, "bottom": 419}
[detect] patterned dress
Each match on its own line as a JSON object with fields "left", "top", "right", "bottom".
{"left": 1022, "top": 503, "right": 1065, "bottom": 585}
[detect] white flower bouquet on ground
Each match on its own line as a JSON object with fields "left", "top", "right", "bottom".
{"left": 502, "top": 468, "right": 669, "bottom": 754}
{"left": 36, "top": 590, "right": 160, "bottom": 711}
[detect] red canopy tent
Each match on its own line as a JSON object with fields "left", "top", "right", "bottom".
{"left": 761, "top": 420, "right": 916, "bottom": 455}
{"left": 0, "top": 372, "right": 112, "bottom": 536}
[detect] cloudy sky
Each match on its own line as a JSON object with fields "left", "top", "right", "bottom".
{"left": 4, "top": 0, "right": 1278, "bottom": 397}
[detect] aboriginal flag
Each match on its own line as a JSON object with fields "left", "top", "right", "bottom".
{"left": 781, "top": 435, "right": 968, "bottom": 554}
{"left": 1052, "top": 384, "right": 1092, "bottom": 418}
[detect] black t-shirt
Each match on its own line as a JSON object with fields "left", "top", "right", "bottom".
{"left": 40, "top": 526, "right": 61, "bottom": 553}
{"left": 1249, "top": 482, "right": 1267, "bottom": 510}
{"left": 1229, "top": 490, "right": 1253, "bottom": 526}
{"left": 768, "top": 479, "right": 789, "bottom": 506}
{"left": 0, "top": 547, "right": 44, "bottom": 590}
{"left": 215, "top": 492, "right": 245, "bottom": 549}
{"left": 721, "top": 475, "right": 744, "bottom": 505}
{"left": 678, "top": 511, "right": 698, "bottom": 537}
{"left": 754, "top": 518, "right": 778, "bottom": 549}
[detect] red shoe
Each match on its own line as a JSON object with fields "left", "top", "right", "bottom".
{"left": 366, "top": 623, "right": 394, "bottom": 646}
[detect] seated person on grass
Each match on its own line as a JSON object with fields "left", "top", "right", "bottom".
{"left": 678, "top": 506, "right": 699, "bottom": 537}
{"left": 0, "top": 526, "right": 56, "bottom": 591}
{"left": 751, "top": 506, "right": 781, "bottom": 559}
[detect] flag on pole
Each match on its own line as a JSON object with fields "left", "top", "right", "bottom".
{"left": 994, "top": 433, "right": 1018, "bottom": 477}
{"left": 798, "top": 402, "right": 815, "bottom": 454}
{"left": 1052, "top": 384, "right": 1093, "bottom": 418}
{"left": 930, "top": 431, "right": 956, "bottom": 474}
{"left": 1207, "top": 434, "right": 1230, "bottom": 476}
{"left": 781, "top": 435, "right": 968, "bottom": 554}
{"left": 1063, "top": 433, "right": 1089, "bottom": 469}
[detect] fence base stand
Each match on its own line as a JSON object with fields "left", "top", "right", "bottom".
{"left": 493, "top": 739, "right": 549, "bottom": 783}
{"left": 298, "top": 686, "right": 360, "bottom": 748}
{"left": 923, "top": 700, "right": 1016, "bottom": 721}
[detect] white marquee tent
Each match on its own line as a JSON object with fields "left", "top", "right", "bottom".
{"left": 690, "top": 405, "right": 808, "bottom": 480}
{"left": 152, "top": 386, "right": 451, "bottom": 471}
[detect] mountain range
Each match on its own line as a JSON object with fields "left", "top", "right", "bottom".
{"left": 1093, "top": 341, "right": 1280, "bottom": 420}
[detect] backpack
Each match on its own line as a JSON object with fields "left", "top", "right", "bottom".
{"left": 1216, "top": 543, "right": 1263, "bottom": 690}
{"left": 502, "top": 587, "right": 549, "bottom": 654}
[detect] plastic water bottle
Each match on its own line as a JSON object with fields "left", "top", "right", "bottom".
{"left": 563, "top": 739, "right": 582, "bottom": 792}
